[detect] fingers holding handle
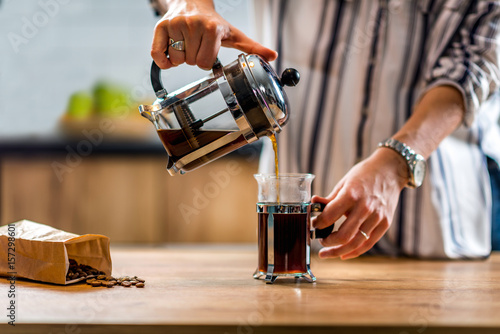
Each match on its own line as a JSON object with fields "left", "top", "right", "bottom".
{"left": 151, "top": 7, "right": 278, "bottom": 70}
{"left": 310, "top": 202, "right": 347, "bottom": 239}
{"left": 151, "top": 15, "right": 223, "bottom": 70}
{"left": 310, "top": 203, "right": 334, "bottom": 239}
{"left": 151, "top": 20, "right": 174, "bottom": 69}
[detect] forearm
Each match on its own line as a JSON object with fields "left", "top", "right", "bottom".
{"left": 392, "top": 85, "right": 465, "bottom": 159}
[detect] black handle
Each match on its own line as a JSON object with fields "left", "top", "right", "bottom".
{"left": 151, "top": 61, "right": 166, "bottom": 98}
{"left": 314, "top": 223, "right": 335, "bottom": 239}
{"left": 310, "top": 202, "right": 335, "bottom": 239}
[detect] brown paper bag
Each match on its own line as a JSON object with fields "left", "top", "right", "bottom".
{"left": 0, "top": 219, "right": 112, "bottom": 285}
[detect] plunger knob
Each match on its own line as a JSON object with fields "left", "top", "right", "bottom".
{"left": 280, "top": 68, "right": 300, "bottom": 86}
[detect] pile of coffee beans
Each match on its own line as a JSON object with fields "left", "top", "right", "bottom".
{"left": 66, "top": 259, "right": 145, "bottom": 288}
{"left": 86, "top": 275, "right": 145, "bottom": 288}
{"left": 66, "top": 259, "right": 105, "bottom": 281}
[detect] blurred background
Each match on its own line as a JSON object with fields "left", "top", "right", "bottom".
{"left": 0, "top": 0, "right": 262, "bottom": 243}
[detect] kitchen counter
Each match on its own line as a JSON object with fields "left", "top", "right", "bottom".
{"left": 0, "top": 136, "right": 262, "bottom": 156}
{"left": 0, "top": 137, "right": 166, "bottom": 156}
{"left": 1, "top": 245, "right": 500, "bottom": 334}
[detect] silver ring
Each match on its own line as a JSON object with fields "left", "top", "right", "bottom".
{"left": 359, "top": 230, "right": 370, "bottom": 240}
{"left": 169, "top": 38, "right": 185, "bottom": 51}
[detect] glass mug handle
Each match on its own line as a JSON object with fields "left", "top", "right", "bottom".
{"left": 310, "top": 202, "right": 336, "bottom": 239}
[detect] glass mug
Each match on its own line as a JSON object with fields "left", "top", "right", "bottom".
{"left": 253, "top": 173, "right": 334, "bottom": 284}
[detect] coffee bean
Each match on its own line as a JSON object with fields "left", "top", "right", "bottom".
{"left": 136, "top": 278, "right": 145, "bottom": 283}
{"left": 105, "top": 282, "right": 115, "bottom": 288}
{"left": 136, "top": 282, "right": 145, "bottom": 288}
{"left": 97, "top": 275, "right": 106, "bottom": 280}
{"left": 122, "top": 281, "right": 132, "bottom": 287}
{"left": 86, "top": 278, "right": 96, "bottom": 285}
{"left": 66, "top": 259, "right": 107, "bottom": 282}
{"left": 91, "top": 281, "right": 102, "bottom": 287}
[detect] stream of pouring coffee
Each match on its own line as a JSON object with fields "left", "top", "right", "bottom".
{"left": 270, "top": 133, "right": 279, "bottom": 203}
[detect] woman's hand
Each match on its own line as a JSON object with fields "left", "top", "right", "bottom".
{"left": 311, "top": 85, "right": 465, "bottom": 260}
{"left": 312, "top": 148, "right": 409, "bottom": 260}
{"left": 151, "top": 0, "right": 277, "bottom": 70}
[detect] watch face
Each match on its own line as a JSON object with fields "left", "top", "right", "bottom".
{"left": 413, "top": 159, "right": 426, "bottom": 187}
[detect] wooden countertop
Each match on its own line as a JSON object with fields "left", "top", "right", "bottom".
{"left": 1, "top": 245, "right": 500, "bottom": 334}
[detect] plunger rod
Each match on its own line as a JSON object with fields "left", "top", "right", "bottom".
{"left": 188, "top": 107, "right": 230, "bottom": 131}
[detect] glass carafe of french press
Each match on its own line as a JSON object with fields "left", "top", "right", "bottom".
{"left": 253, "top": 173, "right": 334, "bottom": 284}
{"left": 139, "top": 54, "right": 299, "bottom": 175}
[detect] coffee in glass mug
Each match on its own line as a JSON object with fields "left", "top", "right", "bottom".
{"left": 253, "top": 173, "right": 333, "bottom": 284}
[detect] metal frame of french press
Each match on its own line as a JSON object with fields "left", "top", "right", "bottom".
{"left": 253, "top": 203, "right": 319, "bottom": 284}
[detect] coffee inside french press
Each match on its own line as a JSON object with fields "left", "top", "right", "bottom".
{"left": 139, "top": 54, "right": 299, "bottom": 175}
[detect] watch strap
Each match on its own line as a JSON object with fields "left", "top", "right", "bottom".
{"left": 378, "top": 138, "right": 415, "bottom": 162}
{"left": 377, "top": 138, "right": 424, "bottom": 188}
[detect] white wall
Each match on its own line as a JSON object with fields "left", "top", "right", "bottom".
{"left": 0, "top": 0, "right": 255, "bottom": 139}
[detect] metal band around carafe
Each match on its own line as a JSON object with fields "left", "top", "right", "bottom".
{"left": 214, "top": 61, "right": 257, "bottom": 143}
{"left": 257, "top": 203, "right": 312, "bottom": 214}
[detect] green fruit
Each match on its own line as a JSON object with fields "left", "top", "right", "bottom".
{"left": 66, "top": 91, "right": 93, "bottom": 119}
{"left": 93, "top": 81, "right": 131, "bottom": 117}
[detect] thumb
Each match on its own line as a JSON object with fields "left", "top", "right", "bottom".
{"left": 222, "top": 27, "right": 278, "bottom": 61}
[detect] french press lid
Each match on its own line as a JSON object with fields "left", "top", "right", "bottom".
{"left": 222, "top": 54, "right": 300, "bottom": 138}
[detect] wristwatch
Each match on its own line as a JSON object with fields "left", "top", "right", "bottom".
{"left": 378, "top": 138, "right": 426, "bottom": 188}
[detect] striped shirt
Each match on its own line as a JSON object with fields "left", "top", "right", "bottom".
{"left": 255, "top": 0, "right": 500, "bottom": 258}
{"left": 150, "top": 0, "right": 500, "bottom": 258}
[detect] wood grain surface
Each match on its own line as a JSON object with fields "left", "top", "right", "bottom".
{"left": 1, "top": 246, "right": 500, "bottom": 334}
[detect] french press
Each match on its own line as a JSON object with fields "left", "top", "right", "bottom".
{"left": 139, "top": 54, "right": 300, "bottom": 175}
{"left": 253, "top": 173, "right": 334, "bottom": 284}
